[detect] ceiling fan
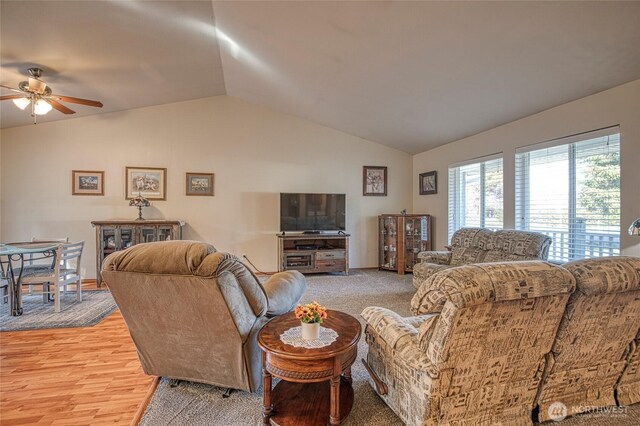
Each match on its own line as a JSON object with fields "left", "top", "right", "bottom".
{"left": 0, "top": 67, "right": 103, "bottom": 124}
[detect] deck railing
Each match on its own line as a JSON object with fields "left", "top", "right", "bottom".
{"left": 534, "top": 228, "right": 620, "bottom": 262}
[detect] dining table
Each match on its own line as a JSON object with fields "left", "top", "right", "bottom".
{"left": 0, "top": 243, "right": 59, "bottom": 316}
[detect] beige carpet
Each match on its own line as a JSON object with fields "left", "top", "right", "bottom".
{"left": 140, "top": 270, "right": 639, "bottom": 426}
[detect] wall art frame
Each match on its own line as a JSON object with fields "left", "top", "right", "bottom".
{"left": 126, "top": 166, "right": 167, "bottom": 200}
{"left": 363, "top": 166, "right": 388, "bottom": 196}
{"left": 72, "top": 170, "right": 104, "bottom": 196}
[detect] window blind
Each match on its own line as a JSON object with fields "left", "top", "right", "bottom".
{"left": 448, "top": 155, "right": 504, "bottom": 242}
{"left": 515, "top": 128, "right": 620, "bottom": 262}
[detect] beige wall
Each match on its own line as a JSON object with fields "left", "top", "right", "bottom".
{"left": 413, "top": 79, "right": 640, "bottom": 257}
{"left": 1, "top": 96, "right": 412, "bottom": 278}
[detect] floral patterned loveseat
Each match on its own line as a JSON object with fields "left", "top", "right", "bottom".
{"left": 413, "top": 227, "right": 552, "bottom": 289}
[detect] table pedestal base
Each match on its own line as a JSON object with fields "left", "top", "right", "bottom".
{"left": 269, "top": 379, "right": 354, "bottom": 426}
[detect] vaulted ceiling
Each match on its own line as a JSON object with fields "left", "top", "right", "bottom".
{"left": 2, "top": 1, "right": 640, "bottom": 154}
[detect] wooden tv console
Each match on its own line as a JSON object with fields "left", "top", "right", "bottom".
{"left": 277, "top": 233, "right": 349, "bottom": 275}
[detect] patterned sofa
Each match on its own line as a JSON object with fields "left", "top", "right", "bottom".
{"left": 363, "top": 256, "right": 640, "bottom": 425}
{"left": 413, "top": 228, "right": 551, "bottom": 289}
{"left": 535, "top": 256, "right": 640, "bottom": 421}
{"left": 362, "top": 261, "right": 575, "bottom": 426}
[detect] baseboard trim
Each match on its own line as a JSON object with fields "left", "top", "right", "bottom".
{"left": 131, "top": 376, "right": 160, "bottom": 426}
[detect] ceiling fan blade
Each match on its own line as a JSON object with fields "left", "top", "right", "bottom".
{"left": 28, "top": 77, "right": 47, "bottom": 95}
{"left": 0, "top": 84, "right": 24, "bottom": 93}
{"left": 48, "top": 99, "right": 76, "bottom": 115}
{"left": 48, "top": 94, "right": 103, "bottom": 108}
{"left": 0, "top": 94, "right": 24, "bottom": 101}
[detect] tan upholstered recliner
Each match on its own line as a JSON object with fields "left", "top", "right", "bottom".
{"left": 101, "top": 241, "right": 306, "bottom": 393}
{"left": 535, "top": 256, "right": 640, "bottom": 421}
{"left": 413, "top": 228, "right": 552, "bottom": 289}
{"left": 362, "top": 261, "right": 575, "bottom": 426}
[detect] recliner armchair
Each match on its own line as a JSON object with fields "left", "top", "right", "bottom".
{"left": 535, "top": 256, "right": 640, "bottom": 420}
{"left": 362, "top": 261, "right": 575, "bottom": 426}
{"left": 413, "top": 228, "right": 552, "bottom": 289}
{"left": 101, "top": 240, "right": 306, "bottom": 392}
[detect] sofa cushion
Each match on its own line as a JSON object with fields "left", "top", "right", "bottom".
{"left": 450, "top": 246, "right": 486, "bottom": 266}
{"left": 449, "top": 228, "right": 493, "bottom": 266}
{"left": 563, "top": 256, "right": 640, "bottom": 295}
{"left": 449, "top": 227, "right": 490, "bottom": 248}
{"left": 484, "top": 229, "right": 552, "bottom": 261}
{"left": 412, "top": 261, "right": 575, "bottom": 315}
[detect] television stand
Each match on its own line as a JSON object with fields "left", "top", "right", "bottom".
{"left": 277, "top": 234, "right": 350, "bottom": 275}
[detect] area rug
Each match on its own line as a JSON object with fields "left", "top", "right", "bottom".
{"left": 0, "top": 290, "right": 117, "bottom": 332}
{"left": 139, "top": 270, "right": 640, "bottom": 426}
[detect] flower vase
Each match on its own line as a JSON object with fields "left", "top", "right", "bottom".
{"left": 301, "top": 322, "right": 320, "bottom": 340}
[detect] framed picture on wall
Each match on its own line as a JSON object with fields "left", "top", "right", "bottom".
{"left": 419, "top": 171, "right": 437, "bottom": 195}
{"left": 72, "top": 170, "right": 104, "bottom": 196}
{"left": 186, "top": 172, "right": 214, "bottom": 196}
{"left": 126, "top": 166, "right": 167, "bottom": 200}
{"left": 363, "top": 166, "right": 387, "bottom": 196}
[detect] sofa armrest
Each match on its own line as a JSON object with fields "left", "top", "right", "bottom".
{"left": 362, "top": 306, "right": 418, "bottom": 349}
{"left": 418, "top": 251, "right": 452, "bottom": 265}
{"left": 362, "top": 307, "right": 437, "bottom": 374}
{"left": 413, "top": 263, "right": 450, "bottom": 289}
{"left": 263, "top": 271, "right": 307, "bottom": 317}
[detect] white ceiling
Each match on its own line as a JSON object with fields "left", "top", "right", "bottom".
{"left": 0, "top": 1, "right": 225, "bottom": 128}
{"left": 2, "top": 1, "right": 640, "bottom": 154}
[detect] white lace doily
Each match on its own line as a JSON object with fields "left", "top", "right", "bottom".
{"left": 280, "top": 325, "right": 339, "bottom": 349}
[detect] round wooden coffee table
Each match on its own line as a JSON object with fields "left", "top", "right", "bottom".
{"left": 258, "top": 309, "right": 361, "bottom": 426}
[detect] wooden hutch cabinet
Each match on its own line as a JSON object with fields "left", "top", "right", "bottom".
{"left": 378, "top": 214, "right": 431, "bottom": 275}
{"left": 91, "top": 220, "right": 185, "bottom": 286}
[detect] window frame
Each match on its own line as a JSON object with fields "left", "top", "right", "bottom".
{"left": 515, "top": 126, "right": 621, "bottom": 262}
{"left": 448, "top": 153, "right": 504, "bottom": 242}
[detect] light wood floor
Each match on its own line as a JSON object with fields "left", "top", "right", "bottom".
{"left": 0, "top": 282, "right": 154, "bottom": 425}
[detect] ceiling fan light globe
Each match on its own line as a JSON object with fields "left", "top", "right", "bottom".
{"left": 34, "top": 99, "right": 52, "bottom": 115}
{"left": 12, "top": 97, "right": 31, "bottom": 110}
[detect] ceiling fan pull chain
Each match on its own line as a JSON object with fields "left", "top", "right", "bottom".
{"left": 30, "top": 95, "right": 37, "bottom": 124}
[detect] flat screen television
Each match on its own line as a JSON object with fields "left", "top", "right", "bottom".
{"left": 280, "top": 193, "right": 346, "bottom": 232}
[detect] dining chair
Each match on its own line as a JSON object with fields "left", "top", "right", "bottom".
{"left": 0, "top": 275, "right": 7, "bottom": 305}
{"left": 28, "top": 237, "right": 69, "bottom": 295}
{"left": 18, "top": 241, "right": 84, "bottom": 313}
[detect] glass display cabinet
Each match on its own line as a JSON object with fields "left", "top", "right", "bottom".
{"left": 91, "top": 220, "right": 185, "bottom": 286}
{"left": 378, "top": 214, "right": 431, "bottom": 275}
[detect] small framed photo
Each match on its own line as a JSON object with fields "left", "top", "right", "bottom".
{"left": 126, "top": 167, "right": 167, "bottom": 200}
{"left": 419, "top": 171, "right": 437, "bottom": 195}
{"left": 72, "top": 170, "right": 104, "bottom": 196}
{"left": 186, "top": 172, "right": 214, "bottom": 196}
{"left": 363, "top": 166, "right": 387, "bottom": 196}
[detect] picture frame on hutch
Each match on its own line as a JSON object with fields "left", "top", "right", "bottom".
{"left": 126, "top": 166, "right": 167, "bottom": 200}
{"left": 363, "top": 166, "right": 387, "bottom": 196}
{"left": 186, "top": 172, "right": 214, "bottom": 196}
{"left": 419, "top": 171, "right": 437, "bottom": 195}
{"left": 72, "top": 170, "right": 104, "bottom": 196}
